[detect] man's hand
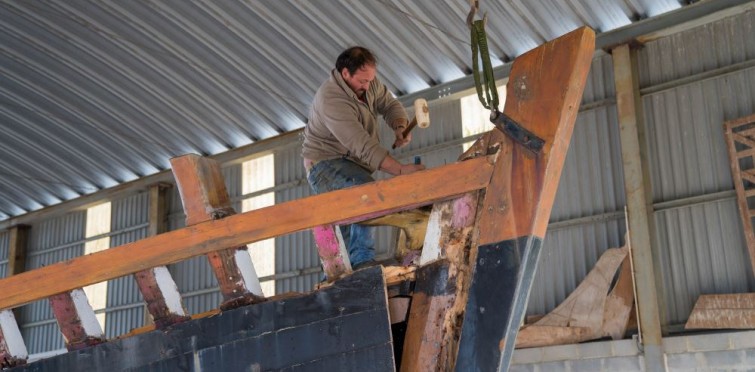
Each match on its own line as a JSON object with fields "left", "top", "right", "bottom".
{"left": 391, "top": 118, "right": 412, "bottom": 149}
{"left": 392, "top": 125, "right": 412, "bottom": 149}
{"left": 379, "top": 155, "right": 425, "bottom": 176}
{"left": 398, "top": 163, "right": 425, "bottom": 175}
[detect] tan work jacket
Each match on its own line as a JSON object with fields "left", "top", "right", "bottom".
{"left": 302, "top": 69, "right": 407, "bottom": 172}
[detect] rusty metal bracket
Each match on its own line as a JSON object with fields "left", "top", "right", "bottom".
{"left": 490, "top": 110, "right": 544, "bottom": 153}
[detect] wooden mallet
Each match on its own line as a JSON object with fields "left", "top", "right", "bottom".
{"left": 393, "top": 98, "right": 430, "bottom": 149}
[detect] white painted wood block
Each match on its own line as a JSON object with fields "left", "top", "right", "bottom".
{"left": 234, "top": 249, "right": 264, "bottom": 297}
{"left": 0, "top": 309, "right": 28, "bottom": 359}
{"left": 70, "top": 289, "right": 104, "bottom": 338}
{"left": 152, "top": 266, "right": 187, "bottom": 316}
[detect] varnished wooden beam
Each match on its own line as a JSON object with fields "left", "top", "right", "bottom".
{"left": 0, "top": 155, "right": 494, "bottom": 311}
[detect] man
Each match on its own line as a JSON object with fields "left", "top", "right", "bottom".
{"left": 302, "top": 46, "right": 425, "bottom": 271}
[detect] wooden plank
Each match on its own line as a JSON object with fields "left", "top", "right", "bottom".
{"left": 724, "top": 116, "right": 755, "bottom": 277}
{"left": 171, "top": 154, "right": 264, "bottom": 308}
{"left": 382, "top": 265, "right": 416, "bottom": 287}
{"left": 401, "top": 260, "right": 457, "bottom": 371}
{"left": 685, "top": 293, "right": 755, "bottom": 329}
{"left": 0, "top": 155, "right": 494, "bottom": 311}
{"left": 533, "top": 247, "right": 628, "bottom": 336}
{"left": 742, "top": 169, "right": 755, "bottom": 185}
{"left": 515, "top": 326, "right": 591, "bottom": 349}
{"left": 736, "top": 126, "right": 755, "bottom": 139}
{"left": 733, "top": 132, "right": 755, "bottom": 149}
{"left": 455, "top": 27, "right": 595, "bottom": 372}
{"left": 736, "top": 148, "right": 755, "bottom": 159}
{"left": 602, "top": 254, "right": 635, "bottom": 340}
{"left": 724, "top": 113, "right": 755, "bottom": 129}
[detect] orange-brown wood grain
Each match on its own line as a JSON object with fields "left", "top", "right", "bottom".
{"left": 685, "top": 293, "right": 755, "bottom": 329}
{"left": 478, "top": 27, "right": 595, "bottom": 245}
{"left": 0, "top": 155, "right": 495, "bottom": 311}
{"left": 171, "top": 154, "right": 263, "bottom": 307}
{"left": 170, "top": 155, "right": 234, "bottom": 225}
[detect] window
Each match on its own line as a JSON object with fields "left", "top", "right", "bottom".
{"left": 460, "top": 85, "right": 507, "bottom": 151}
{"left": 242, "top": 154, "right": 275, "bottom": 296}
{"left": 83, "top": 202, "right": 111, "bottom": 329}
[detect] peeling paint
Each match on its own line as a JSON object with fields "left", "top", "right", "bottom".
{"left": 153, "top": 266, "right": 188, "bottom": 315}
{"left": 419, "top": 208, "right": 443, "bottom": 265}
{"left": 0, "top": 310, "right": 28, "bottom": 358}
{"left": 451, "top": 194, "right": 477, "bottom": 228}
{"left": 234, "top": 249, "right": 264, "bottom": 297}
{"left": 70, "top": 289, "right": 103, "bottom": 337}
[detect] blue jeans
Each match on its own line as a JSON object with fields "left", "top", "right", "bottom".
{"left": 307, "top": 158, "right": 375, "bottom": 267}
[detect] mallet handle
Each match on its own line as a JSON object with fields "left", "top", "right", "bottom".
{"left": 392, "top": 117, "right": 418, "bottom": 149}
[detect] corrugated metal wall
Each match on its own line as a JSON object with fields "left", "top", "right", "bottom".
{"left": 21, "top": 212, "right": 86, "bottom": 354}
{"left": 530, "top": 53, "right": 628, "bottom": 314}
{"left": 0, "top": 230, "right": 8, "bottom": 278}
{"left": 105, "top": 191, "right": 149, "bottom": 337}
{"left": 639, "top": 10, "right": 755, "bottom": 325}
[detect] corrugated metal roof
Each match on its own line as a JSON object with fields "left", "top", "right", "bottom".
{"left": 0, "top": 0, "right": 693, "bottom": 221}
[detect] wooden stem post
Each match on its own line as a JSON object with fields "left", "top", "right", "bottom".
{"left": 453, "top": 27, "right": 595, "bottom": 371}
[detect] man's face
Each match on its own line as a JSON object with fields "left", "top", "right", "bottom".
{"left": 341, "top": 64, "right": 376, "bottom": 98}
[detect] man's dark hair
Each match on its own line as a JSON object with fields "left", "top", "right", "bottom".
{"left": 335, "top": 46, "right": 377, "bottom": 75}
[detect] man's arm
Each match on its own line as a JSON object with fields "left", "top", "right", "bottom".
{"left": 379, "top": 154, "right": 425, "bottom": 176}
